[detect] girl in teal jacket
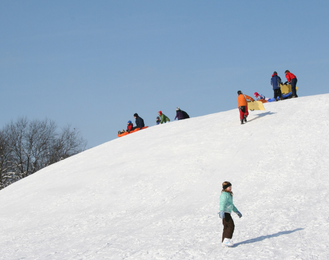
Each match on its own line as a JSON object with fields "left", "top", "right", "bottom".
{"left": 219, "top": 181, "right": 242, "bottom": 247}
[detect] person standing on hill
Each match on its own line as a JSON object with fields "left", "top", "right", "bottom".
{"left": 133, "top": 113, "right": 145, "bottom": 130}
{"left": 219, "top": 181, "right": 242, "bottom": 247}
{"left": 284, "top": 70, "right": 298, "bottom": 98}
{"left": 271, "top": 71, "right": 283, "bottom": 101}
{"left": 174, "top": 107, "right": 190, "bottom": 120}
{"left": 158, "top": 111, "right": 170, "bottom": 124}
{"left": 237, "top": 90, "right": 248, "bottom": 124}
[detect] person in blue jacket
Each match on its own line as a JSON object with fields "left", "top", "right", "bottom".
{"left": 133, "top": 113, "right": 145, "bottom": 130}
{"left": 271, "top": 71, "right": 283, "bottom": 101}
{"left": 219, "top": 181, "right": 242, "bottom": 247}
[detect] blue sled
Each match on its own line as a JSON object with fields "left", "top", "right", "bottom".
{"left": 267, "top": 92, "right": 292, "bottom": 102}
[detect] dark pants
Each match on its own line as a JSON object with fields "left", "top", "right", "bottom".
{"left": 274, "top": 88, "right": 282, "bottom": 100}
{"left": 222, "top": 213, "right": 235, "bottom": 242}
{"left": 132, "top": 126, "right": 142, "bottom": 131}
{"left": 291, "top": 78, "right": 298, "bottom": 97}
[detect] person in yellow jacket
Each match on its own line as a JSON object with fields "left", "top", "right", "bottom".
{"left": 237, "top": 90, "right": 249, "bottom": 124}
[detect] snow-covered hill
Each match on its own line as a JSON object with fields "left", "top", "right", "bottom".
{"left": 1, "top": 94, "right": 329, "bottom": 260}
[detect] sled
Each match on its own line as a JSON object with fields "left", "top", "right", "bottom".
{"left": 247, "top": 101, "right": 265, "bottom": 111}
{"left": 280, "top": 83, "right": 298, "bottom": 95}
{"left": 117, "top": 126, "right": 148, "bottom": 137}
{"left": 267, "top": 92, "right": 292, "bottom": 102}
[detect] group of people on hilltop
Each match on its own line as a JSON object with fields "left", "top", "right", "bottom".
{"left": 118, "top": 113, "right": 145, "bottom": 135}
{"left": 237, "top": 70, "right": 298, "bottom": 124}
{"left": 270, "top": 70, "right": 298, "bottom": 101}
{"left": 156, "top": 111, "right": 170, "bottom": 125}
{"left": 156, "top": 107, "right": 190, "bottom": 125}
{"left": 118, "top": 108, "right": 190, "bottom": 134}
{"left": 119, "top": 70, "right": 298, "bottom": 131}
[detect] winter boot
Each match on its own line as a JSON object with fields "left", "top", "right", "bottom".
{"left": 244, "top": 116, "right": 247, "bottom": 123}
{"left": 241, "top": 119, "right": 244, "bottom": 124}
{"left": 222, "top": 238, "right": 234, "bottom": 247}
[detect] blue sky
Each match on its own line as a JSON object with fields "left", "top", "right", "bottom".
{"left": 1, "top": 1, "right": 328, "bottom": 148}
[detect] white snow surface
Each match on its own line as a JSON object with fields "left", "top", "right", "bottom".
{"left": 1, "top": 94, "right": 329, "bottom": 260}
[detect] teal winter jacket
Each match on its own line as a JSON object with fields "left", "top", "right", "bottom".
{"left": 219, "top": 191, "right": 238, "bottom": 213}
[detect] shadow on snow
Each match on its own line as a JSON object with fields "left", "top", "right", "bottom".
{"left": 248, "top": 111, "right": 276, "bottom": 122}
{"left": 234, "top": 228, "right": 304, "bottom": 247}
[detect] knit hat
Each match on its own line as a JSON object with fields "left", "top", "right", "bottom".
{"left": 128, "top": 120, "right": 132, "bottom": 124}
{"left": 134, "top": 113, "right": 138, "bottom": 117}
{"left": 273, "top": 71, "right": 277, "bottom": 75}
{"left": 158, "top": 111, "right": 162, "bottom": 115}
{"left": 254, "top": 92, "right": 259, "bottom": 97}
{"left": 237, "top": 90, "right": 242, "bottom": 95}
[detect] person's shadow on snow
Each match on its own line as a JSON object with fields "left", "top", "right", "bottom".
{"left": 234, "top": 228, "right": 304, "bottom": 247}
{"left": 248, "top": 111, "right": 276, "bottom": 122}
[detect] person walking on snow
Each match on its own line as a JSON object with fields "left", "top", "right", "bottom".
{"left": 219, "top": 181, "right": 242, "bottom": 247}
{"left": 237, "top": 90, "right": 248, "bottom": 124}
{"left": 271, "top": 71, "right": 283, "bottom": 101}
{"left": 158, "top": 111, "right": 170, "bottom": 124}
{"left": 284, "top": 70, "right": 298, "bottom": 98}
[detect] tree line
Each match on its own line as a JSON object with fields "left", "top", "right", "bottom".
{"left": 0, "top": 118, "right": 87, "bottom": 190}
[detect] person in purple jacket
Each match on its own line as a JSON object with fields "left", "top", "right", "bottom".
{"left": 174, "top": 107, "right": 190, "bottom": 120}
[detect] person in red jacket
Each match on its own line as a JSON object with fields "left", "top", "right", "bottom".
{"left": 118, "top": 120, "right": 134, "bottom": 135}
{"left": 126, "top": 120, "right": 133, "bottom": 132}
{"left": 284, "top": 70, "right": 298, "bottom": 98}
{"left": 237, "top": 90, "right": 248, "bottom": 124}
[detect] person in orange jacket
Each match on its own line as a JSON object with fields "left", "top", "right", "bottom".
{"left": 237, "top": 90, "right": 248, "bottom": 124}
{"left": 243, "top": 94, "right": 255, "bottom": 102}
{"left": 284, "top": 70, "right": 298, "bottom": 98}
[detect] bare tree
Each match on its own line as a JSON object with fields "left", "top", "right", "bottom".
{"left": 47, "top": 125, "right": 87, "bottom": 164}
{"left": 0, "top": 130, "right": 15, "bottom": 189}
{"left": 0, "top": 118, "right": 87, "bottom": 189}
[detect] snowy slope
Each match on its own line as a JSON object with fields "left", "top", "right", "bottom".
{"left": 1, "top": 94, "right": 329, "bottom": 260}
